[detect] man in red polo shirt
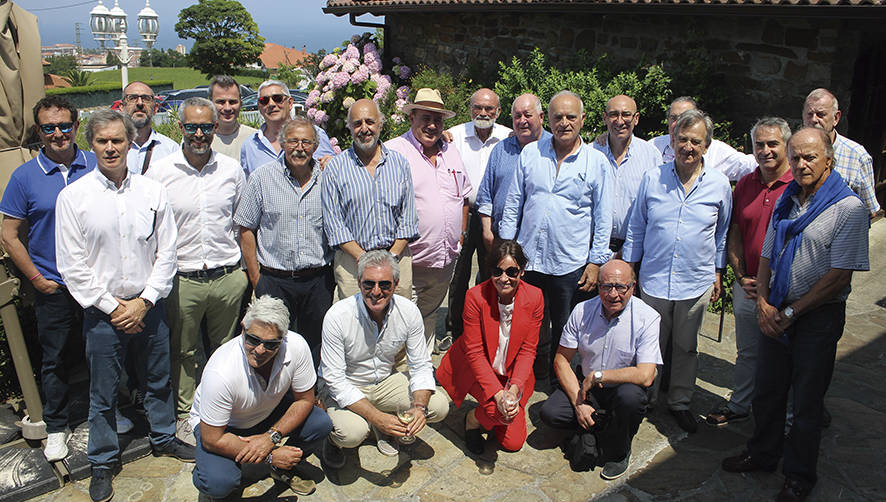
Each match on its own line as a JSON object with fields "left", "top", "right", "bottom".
{"left": 706, "top": 117, "right": 794, "bottom": 426}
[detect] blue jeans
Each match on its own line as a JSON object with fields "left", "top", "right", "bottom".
{"left": 83, "top": 301, "right": 176, "bottom": 468}
{"left": 192, "top": 397, "right": 333, "bottom": 499}
{"left": 34, "top": 287, "right": 82, "bottom": 433}
{"left": 747, "top": 301, "right": 845, "bottom": 489}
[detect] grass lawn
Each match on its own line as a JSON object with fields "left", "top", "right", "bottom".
{"left": 90, "top": 67, "right": 265, "bottom": 90}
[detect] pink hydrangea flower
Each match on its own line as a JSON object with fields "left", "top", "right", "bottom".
{"left": 350, "top": 65, "right": 370, "bottom": 84}
{"left": 342, "top": 96, "right": 356, "bottom": 109}
{"left": 314, "top": 109, "right": 328, "bottom": 125}
{"left": 305, "top": 89, "right": 321, "bottom": 108}
{"left": 320, "top": 53, "right": 337, "bottom": 70}
{"left": 332, "top": 71, "right": 350, "bottom": 90}
{"left": 392, "top": 57, "right": 401, "bottom": 64}
{"left": 394, "top": 97, "right": 408, "bottom": 112}
{"left": 341, "top": 60, "right": 357, "bottom": 74}
{"left": 390, "top": 114, "right": 403, "bottom": 124}
{"left": 306, "top": 107, "right": 317, "bottom": 119}
{"left": 333, "top": 144, "right": 342, "bottom": 155}
{"left": 343, "top": 44, "right": 360, "bottom": 60}
{"left": 321, "top": 90, "right": 335, "bottom": 104}
{"left": 363, "top": 42, "right": 378, "bottom": 57}
{"left": 364, "top": 54, "right": 382, "bottom": 74}
{"left": 329, "top": 136, "right": 339, "bottom": 147}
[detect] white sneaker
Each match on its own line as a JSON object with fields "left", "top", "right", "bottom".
{"left": 44, "top": 429, "right": 71, "bottom": 461}
{"left": 176, "top": 417, "right": 195, "bottom": 446}
{"left": 116, "top": 409, "right": 134, "bottom": 434}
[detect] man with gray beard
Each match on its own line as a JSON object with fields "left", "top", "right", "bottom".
{"left": 122, "top": 81, "right": 178, "bottom": 175}
{"left": 322, "top": 98, "right": 419, "bottom": 300}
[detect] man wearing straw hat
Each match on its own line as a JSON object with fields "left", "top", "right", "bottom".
{"left": 385, "top": 88, "right": 472, "bottom": 352}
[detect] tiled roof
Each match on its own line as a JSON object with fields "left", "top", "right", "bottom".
{"left": 325, "top": 0, "right": 884, "bottom": 11}
{"left": 259, "top": 43, "right": 310, "bottom": 70}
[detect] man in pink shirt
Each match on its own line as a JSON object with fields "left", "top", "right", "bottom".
{"left": 386, "top": 88, "right": 472, "bottom": 352}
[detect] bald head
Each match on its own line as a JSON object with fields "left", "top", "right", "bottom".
{"left": 604, "top": 94, "right": 639, "bottom": 141}
{"left": 598, "top": 259, "right": 636, "bottom": 318}
{"left": 348, "top": 98, "right": 384, "bottom": 156}
{"left": 470, "top": 88, "right": 501, "bottom": 129}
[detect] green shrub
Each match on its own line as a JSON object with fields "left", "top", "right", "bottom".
{"left": 47, "top": 80, "right": 174, "bottom": 96}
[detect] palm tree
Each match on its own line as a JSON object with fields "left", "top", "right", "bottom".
{"left": 62, "top": 69, "right": 94, "bottom": 87}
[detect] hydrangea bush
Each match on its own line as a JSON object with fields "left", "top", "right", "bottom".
{"left": 305, "top": 32, "right": 413, "bottom": 151}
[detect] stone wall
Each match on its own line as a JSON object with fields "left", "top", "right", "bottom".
{"left": 386, "top": 11, "right": 873, "bottom": 138}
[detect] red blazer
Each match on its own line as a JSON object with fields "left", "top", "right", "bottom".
{"left": 437, "top": 279, "right": 544, "bottom": 408}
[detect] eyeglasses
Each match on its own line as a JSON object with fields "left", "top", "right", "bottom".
{"left": 283, "top": 138, "right": 315, "bottom": 148}
{"left": 598, "top": 282, "right": 634, "bottom": 294}
{"left": 606, "top": 111, "right": 636, "bottom": 121}
{"left": 492, "top": 266, "right": 521, "bottom": 278}
{"left": 38, "top": 122, "right": 74, "bottom": 135}
{"left": 182, "top": 123, "right": 215, "bottom": 135}
{"left": 360, "top": 280, "right": 393, "bottom": 292}
{"left": 123, "top": 94, "right": 154, "bottom": 103}
{"left": 244, "top": 332, "right": 282, "bottom": 350}
{"left": 258, "top": 94, "right": 288, "bottom": 106}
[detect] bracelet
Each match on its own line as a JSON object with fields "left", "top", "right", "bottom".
{"left": 29, "top": 272, "right": 42, "bottom": 281}
{"left": 414, "top": 403, "right": 428, "bottom": 417}
{"left": 266, "top": 452, "right": 273, "bottom": 465}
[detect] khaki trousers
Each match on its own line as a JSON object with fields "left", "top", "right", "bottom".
{"left": 320, "top": 372, "right": 450, "bottom": 448}
{"left": 333, "top": 249, "right": 413, "bottom": 301}
{"left": 412, "top": 261, "right": 457, "bottom": 352}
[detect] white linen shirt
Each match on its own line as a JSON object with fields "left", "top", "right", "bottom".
{"left": 560, "top": 296, "right": 663, "bottom": 382}
{"left": 126, "top": 129, "right": 179, "bottom": 176}
{"left": 651, "top": 134, "right": 755, "bottom": 182}
{"left": 319, "top": 294, "right": 436, "bottom": 408}
{"left": 446, "top": 121, "right": 512, "bottom": 207}
{"left": 55, "top": 169, "right": 177, "bottom": 314}
{"left": 189, "top": 331, "right": 316, "bottom": 430}
{"left": 146, "top": 150, "right": 246, "bottom": 272}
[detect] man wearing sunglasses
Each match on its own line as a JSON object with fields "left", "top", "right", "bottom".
{"left": 318, "top": 250, "right": 449, "bottom": 467}
{"left": 541, "top": 259, "right": 661, "bottom": 481}
{"left": 121, "top": 81, "right": 177, "bottom": 175}
{"left": 0, "top": 96, "right": 96, "bottom": 462}
{"left": 240, "top": 79, "right": 335, "bottom": 178}
{"left": 190, "top": 295, "right": 333, "bottom": 499}
{"left": 146, "top": 97, "right": 248, "bottom": 446}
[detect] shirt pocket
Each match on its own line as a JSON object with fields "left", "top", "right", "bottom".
{"left": 615, "top": 348, "right": 637, "bottom": 368}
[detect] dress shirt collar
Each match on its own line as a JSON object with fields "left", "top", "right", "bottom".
{"left": 36, "top": 146, "right": 89, "bottom": 175}
{"left": 601, "top": 135, "right": 637, "bottom": 163}
{"left": 404, "top": 129, "right": 448, "bottom": 157}
{"left": 279, "top": 156, "right": 319, "bottom": 186}
{"left": 169, "top": 149, "right": 220, "bottom": 174}
{"left": 598, "top": 295, "right": 633, "bottom": 323}
{"left": 465, "top": 123, "right": 497, "bottom": 145}
{"left": 345, "top": 143, "right": 392, "bottom": 169}
{"left": 132, "top": 129, "right": 165, "bottom": 151}
{"left": 541, "top": 135, "right": 585, "bottom": 161}
{"left": 750, "top": 166, "right": 794, "bottom": 187}
{"left": 355, "top": 293, "right": 397, "bottom": 333}
{"left": 91, "top": 166, "right": 132, "bottom": 191}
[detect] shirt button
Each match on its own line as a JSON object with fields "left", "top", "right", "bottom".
{"left": 676, "top": 237, "right": 681, "bottom": 241}
{"left": 674, "top": 254, "right": 678, "bottom": 258}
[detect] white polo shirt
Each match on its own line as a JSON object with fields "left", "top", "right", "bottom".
{"left": 190, "top": 331, "right": 316, "bottom": 430}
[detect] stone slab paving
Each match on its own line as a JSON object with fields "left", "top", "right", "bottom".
{"left": 28, "top": 220, "right": 886, "bottom": 501}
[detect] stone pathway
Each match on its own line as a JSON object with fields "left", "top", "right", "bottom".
{"left": 28, "top": 220, "right": 886, "bottom": 501}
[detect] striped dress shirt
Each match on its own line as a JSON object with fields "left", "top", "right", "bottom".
{"left": 321, "top": 145, "right": 419, "bottom": 251}
{"left": 234, "top": 158, "right": 332, "bottom": 271}
{"left": 832, "top": 133, "right": 880, "bottom": 216}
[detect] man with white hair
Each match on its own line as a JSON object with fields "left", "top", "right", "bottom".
{"left": 191, "top": 295, "right": 333, "bottom": 499}
{"left": 801, "top": 87, "right": 880, "bottom": 217}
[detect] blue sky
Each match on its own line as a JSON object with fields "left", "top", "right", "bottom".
{"left": 20, "top": 0, "right": 381, "bottom": 53}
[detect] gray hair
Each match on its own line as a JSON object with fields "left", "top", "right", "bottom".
{"left": 278, "top": 116, "right": 318, "bottom": 144}
{"left": 750, "top": 117, "right": 791, "bottom": 146}
{"left": 667, "top": 96, "right": 698, "bottom": 119}
{"left": 673, "top": 109, "right": 713, "bottom": 148}
{"left": 804, "top": 88, "right": 839, "bottom": 115}
{"left": 549, "top": 90, "right": 584, "bottom": 115}
{"left": 791, "top": 126, "right": 835, "bottom": 161}
{"left": 511, "top": 94, "right": 543, "bottom": 116}
{"left": 357, "top": 249, "right": 400, "bottom": 283}
{"left": 258, "top": 79, "right": 291, "bottom": 97}
{"left": 242, "top": 295, "right": 290, "bottom": 337}
{"left": 179, "top": 96, "right": 218, "bottom": 123}
{"left": 209, "top": 75, "right": 239, "bottom": 99}
{"left": 85, "top": 109, "right": 136, "bottom": 144}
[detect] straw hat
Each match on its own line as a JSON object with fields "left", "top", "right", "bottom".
{"left": 401, "top": 88, "right": 456, "bottom": 119}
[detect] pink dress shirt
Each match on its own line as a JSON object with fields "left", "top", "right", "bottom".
{"left": 385, "top": 130, "right": 472, "bottom": 268}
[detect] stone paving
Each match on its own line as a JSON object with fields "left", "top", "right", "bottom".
{"left": 27, "top": 219, "right": 886, "bottom": 501}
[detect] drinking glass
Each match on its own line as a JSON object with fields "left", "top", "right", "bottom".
{"left": 397, "top": 400, "right": 416, "bottom": 444}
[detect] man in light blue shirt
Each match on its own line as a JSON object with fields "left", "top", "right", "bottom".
{"left": 622, "top": 109, "right": 732, "bottom": 433}
{"left": 591, "top": 94, "right": 662, "bottom": 249}
{"left": 500, "top": 90, "right": 613, "bottom": 384}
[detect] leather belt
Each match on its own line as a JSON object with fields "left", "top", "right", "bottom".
{"left": 177, "top": 264, "right": 240, "bottom": 280}
{"left": 260, "top": 265, "right": 330, "bottom": 279}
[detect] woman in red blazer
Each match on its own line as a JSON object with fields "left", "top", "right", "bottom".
{"left": 437, "top": 240, "right": 543, "bottom": 453}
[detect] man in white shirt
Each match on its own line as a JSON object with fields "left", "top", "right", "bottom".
{"left": 209, "top": 75, "right": 259, "bottom": 160}
{"left": 650, "top": 96, "right": 755, "bottom": 182}
{"left": 318, "top": 250, "right": 450, "bottom": 468}
{"left": 445, "top": 88, "right": 512, "bottom": 346}
{"left": 146, "top": 97, "right": 248, "bottom": 443}
{"left": 122, "top": 81, "right": 178, "bottom": 175}
{"left": 190, "top": 295, "right": 333, "bottom": 499}
{"left": 55, "top": 109, "right": 193, "bottom": 502}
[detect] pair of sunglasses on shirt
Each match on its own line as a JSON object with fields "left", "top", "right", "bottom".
{"left": 182, "top": 123, "right": 215, "bottom": 135}
{"left": 39, "top": 122, "right": 74, "bottom": 135}
{"left": 492, "top": 266, "right": 521, "bottom": 278}
{"left": 244, "top": 332, "right": 282, "bottom": 350}
{"left": 258, "top": 94, "right": 288, "bottom": 106}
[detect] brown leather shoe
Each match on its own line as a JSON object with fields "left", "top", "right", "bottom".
{"left": 777, "top": 478, "right": 811, "bottom": 501}
{"left": 721, "top": 451, "right": 776, "bottom": 473}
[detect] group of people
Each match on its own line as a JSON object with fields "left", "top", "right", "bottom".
{"left": 0, "top": 73, "right": 874, "bottom": 502}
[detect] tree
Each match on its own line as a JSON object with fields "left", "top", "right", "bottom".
{"left": 175, "top": 0, "right": 265, "bottom": 77}
{"left": 62, "top": 69, "right": 94, "bottom": 87}
{"left": 139, "top": 48, "right": 188, "bottom": 68}
{"left": 45, "top": 55, "right": 77, "bottom": 75}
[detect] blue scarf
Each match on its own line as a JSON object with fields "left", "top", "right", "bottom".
{"left": 768, "top": 170, "right": 858, "bottom": 308}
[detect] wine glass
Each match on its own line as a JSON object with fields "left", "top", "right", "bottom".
{"left": 397, "top": 400, "right": 416, "bottom": 444}
{"left": 499, "top": 379, "right": 522, "bottom": 424}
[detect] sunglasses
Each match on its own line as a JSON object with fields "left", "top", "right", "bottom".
{"left": 598, "top": 282, "right": 634, "bottom": 294}
{"left": 492, "top": 266, "right": 521, "bottom": 278}
{"left": 360, "top": 280, "right": 393, "bottom": 292}
{"left": 243, "top": 332, "right": 282, "bottom": 350}
{"left": 182, "top": 123, "right": 215, "bottom": 135}
{"left": 258, "top": 94, "right": 288, "bottom": 106}
{"left": 39, "top": 122, "right": 74, "bottom": 135}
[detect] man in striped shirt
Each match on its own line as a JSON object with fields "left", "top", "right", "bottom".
{"left": 322, "top": 99, "right": 419, "bottom": 300}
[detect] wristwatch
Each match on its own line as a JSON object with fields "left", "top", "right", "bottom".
{"left": 782, "top": 306, "right": 795, "bottom": 320}
{"left": 268, "top": 427, "right": 283, "bottom": 445}
{"left": 594, "top": 370, "right": 604, "bottom": 385}
{"left": 414, "top": 403, "right": 428, "bottom": 417}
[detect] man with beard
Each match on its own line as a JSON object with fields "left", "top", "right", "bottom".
{"left": 55, "top": 109, "right": 193, "bottom": 502}
{"left": 592, "top": 94, "right": 662, "bottom": 253}
{"left": 801, "top": 88, "right": 879, "bottom": 217}
{"left": 209, "top": 75, "right": 259, "bottom": 160}
{"left": 146, "top": 97, "right": 248, "bottom": 445}
{"left": 235, "top": 117, "right": 333, "bottom": 366}
{"left": 444, "top": 88, "right": 512, "bottom": 345}
{"left": 122, "top": 81, "right": 178, "bottom": 175}
{"left": 322, "top": 98, "right": 418, "bottom": 300}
